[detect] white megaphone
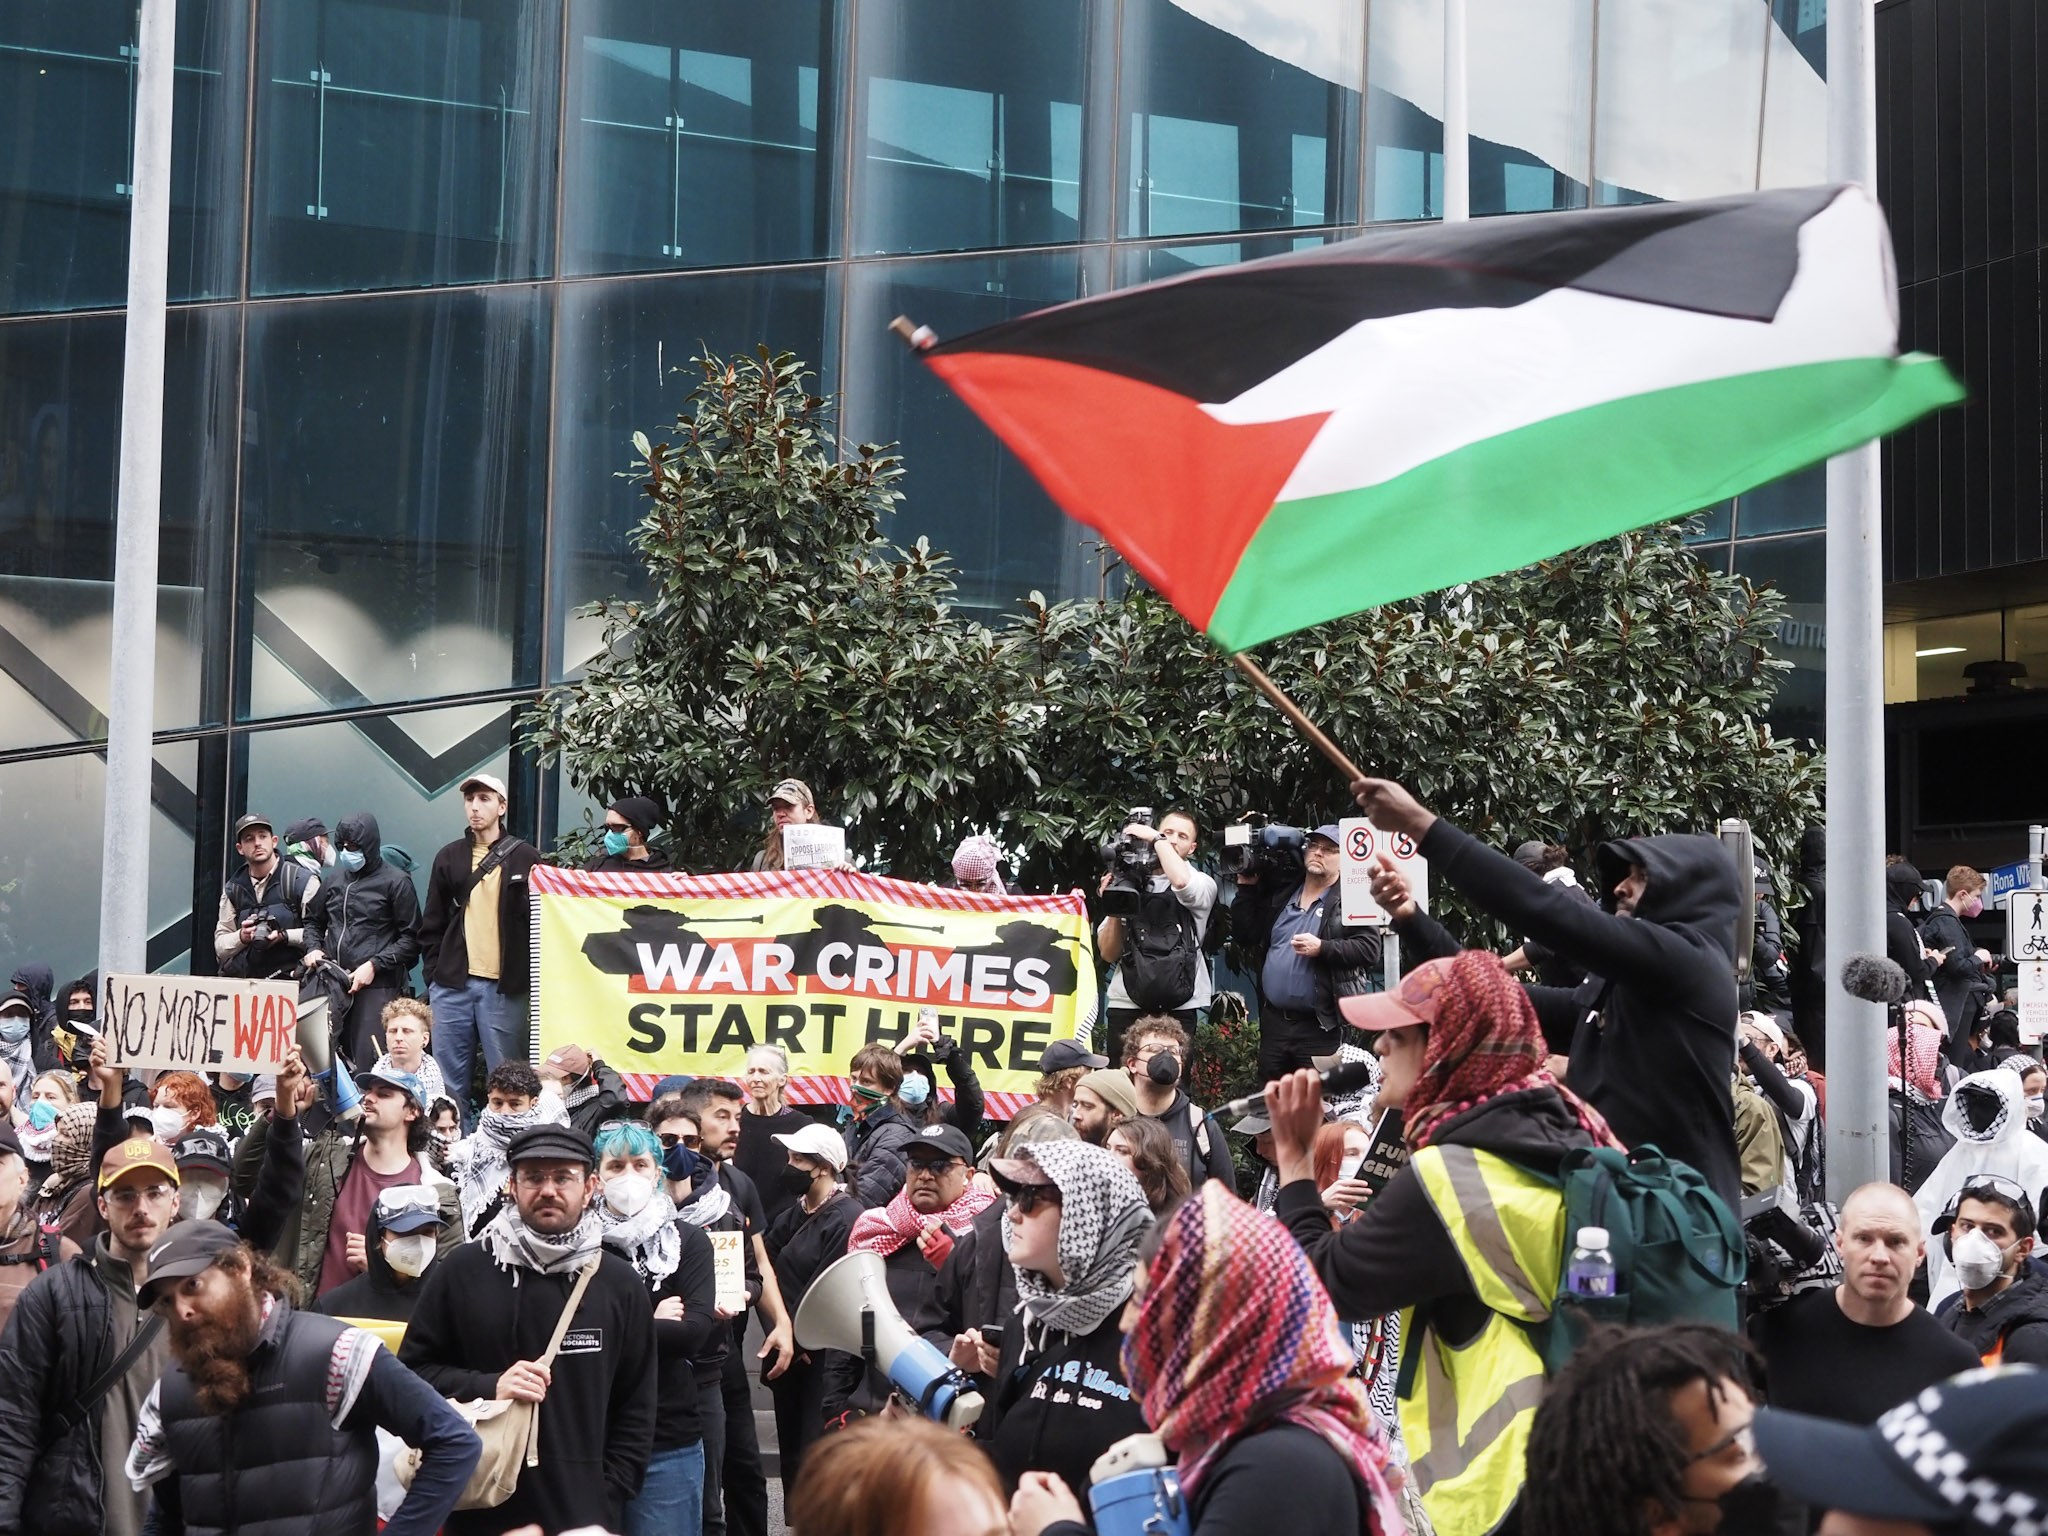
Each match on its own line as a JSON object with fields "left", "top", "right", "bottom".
{"left": 794, "top": 1250, "right": 986, "bottom": 1431}
{"left": 296, "top": 992, "right": 333, "bottom": 1077}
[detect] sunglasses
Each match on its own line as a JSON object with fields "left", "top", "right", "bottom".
{"left": 1003, "top": 1183, "right": 1062, "bottom": 1215}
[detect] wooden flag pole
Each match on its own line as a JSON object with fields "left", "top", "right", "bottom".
{"left": 1229, "top": 652, "right": 1368, "bottom": 784}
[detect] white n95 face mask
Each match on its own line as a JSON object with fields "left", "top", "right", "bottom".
{"left": 385, "top": 1234, "right": 436, "bottom": 1278}
{"left": 152, "top": 1107, "right": 188, "bottom": 1142}
{"left": 179, "top": 1181, "right": 226, "bottom": 1223}
{"left": 605, "top": 1172, "right": 656, "bottom": 1218}
{"left": 1952, "top": 1227, "right": 2014, "bottom": 1291}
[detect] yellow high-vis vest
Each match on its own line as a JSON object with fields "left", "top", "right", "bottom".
{"left": 1401, "top": 1143, "right": 1565, "bottom": 1536}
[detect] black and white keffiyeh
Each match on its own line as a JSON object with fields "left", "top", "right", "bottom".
{"left": 451, "top": 1097, "right": 569, "bottom": 1234}
{"left": 479, "top": 1201, "right": 604, "bottom": 1276}
{"left": 1003, "top": 1139, "right": 1151, "bottom": 1338}
{"left": 598, "top": 1187, "right": 683, "bottom": 1285}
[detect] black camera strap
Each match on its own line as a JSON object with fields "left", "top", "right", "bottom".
{"left": 453, "top": 836, "right": 524, "bottom": 912}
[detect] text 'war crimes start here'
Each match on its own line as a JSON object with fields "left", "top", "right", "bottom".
{"left": 613, "top": 932, "right": 1070, "bottom": 1074}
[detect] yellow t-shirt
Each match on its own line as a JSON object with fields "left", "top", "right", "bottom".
{"left": 463, "top": 841, "right": 504, "bottom": 981}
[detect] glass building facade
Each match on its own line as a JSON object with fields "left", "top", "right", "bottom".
{"left": 0, "top": 0, "right": 1827, "bottom": 983}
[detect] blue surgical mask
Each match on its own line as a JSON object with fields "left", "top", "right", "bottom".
{"left": 603, "top": 829, "right": 632, "bottom": 857}
{"left": 899, "top": 1075, "right": 931, "bottom": 1107}
{"left": 0, "top": 1016, "right": 28, "bottom": 1046}
{"left": 27, "top": 1101, "right": 56, "bottom": 1130}
{"left": 338, "top": 848, "right": 367, "bottom": 874}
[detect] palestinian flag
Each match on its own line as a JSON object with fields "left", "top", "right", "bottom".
{"left": 917, "top": 185, "right": 1960, "bottom": 652}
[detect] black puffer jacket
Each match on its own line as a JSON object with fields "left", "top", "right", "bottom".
{"left": 844, "top": 1105, "right": 919, "bottom": 1208}
{"left": 1414, "top": 822, "right": 1744, "bottom": 1213}
{"left": 1937, "top": 1268, "right": 2048, "bottom": 1367}
{"left": 305, "top": 813, "right": 421, "bottom": 988}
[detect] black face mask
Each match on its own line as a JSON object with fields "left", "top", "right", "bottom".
{"left": 663, "top": 1143, "right": 709, "bottom": 1186}
{"left": 778, "top": 1163, "right": 819, "bottom": 1198}
{"left": 63, "top": 1008, "right": 94, "bottom": 1026}
{"left": 1147, "top": 1052, "right": 1180, "bottom": 1088}
{"left": 1691, "top": 1474, "right": 1783, "bottom": 1533}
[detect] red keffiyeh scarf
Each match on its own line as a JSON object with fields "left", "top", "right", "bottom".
{"left": 1124, "top": 1182, "right": 1406, "bottom": 1535}
{"left": 847, "top": 1181, "right": 995, "bottom": 1258}
{"left": 1400, "top": 949, "right": 1624, "bottom": 1154}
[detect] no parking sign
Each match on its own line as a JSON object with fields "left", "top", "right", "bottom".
{"left": 1339, "top": 817, "right": 1430, "bottom": 926}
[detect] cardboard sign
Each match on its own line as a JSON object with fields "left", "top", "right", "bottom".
{"left": 782, "top": 824, "right": 847, "bottom": 870}
{"left": 102, "top": 973, "right": 297, "bottom": 1075}
{"left": 709, "top": 1230, "right": 747, "bottom": 1314}
{"left": 2011, "top": 889, "right": 2048, "bottom": 963}
{"left": 1338, "top": 818, "right": 1429, "bottom": 926}
{"left": 2021, "top": 961, "right": 2048, "bottom": 1044}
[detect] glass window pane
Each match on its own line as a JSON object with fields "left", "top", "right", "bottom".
{"left": 1120, "top": 0, "right": 1360, "bottom": 239}
{"left": 1366, "top": 0, "right": 1442, "bottom": 221}
{"left": 2007, "top": 604, "right": 2048, "bottom": 695}
{"left": 1759, "top": 8, "right": 1827, "bottom": 191}
{"left": 0, "top": 742, "right": 205, "bottom": 983}
{"left": 239, "top": 701, "right": 519, "bottom": 966}
{"left": 550, "top": 267, "right": 832, "bottom": 679}
{"left": 239, "top": 287, "right": 550, "bottom": 720}
{"left": 1913, "top": 611, "right": 2003, "bottom": 701}
{"left": 853, "top": 0, "right": 1101, "bottom": 255}
{"left": 845, "top": 250, "right": 1111, "bottom": 611}
{"left": 0, "top": 1, "right": 248, "bottom": 314}
{"left": 1682, "top": 502, "right": 1733, "bottom": 544}
{"left": 1594, "top": 0, "right": 1767, "bottom": 204}
{"left": 252, "top": 0, "right": 561, "bottom": 296}
{"left": 1733, "top": 534, "right": 1824, "bottom": 745}
{"left": 1468, "top": 0, "right": 1591, "bottom": 215}
{"left": 1115, "top": 231, "right": 1331, "bottom": 286}
{"left": 565, "top": 0, "right": 837, "bottom": 274}
{"left": 0, "top": 308, "right": 235, "bottom": 749}
{"left": 1736, "top": 464, "right": 1824, "bottom": 538}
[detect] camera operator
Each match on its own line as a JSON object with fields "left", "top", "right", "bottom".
{"left": 214, "top": 812, "right": 321, "bottom": 980}
{"left": 1233, "top": 824, "right": 1384, "bottom": 1082}
{"left": 1094, "top": 810, "right": 1216, "bottom": 1065}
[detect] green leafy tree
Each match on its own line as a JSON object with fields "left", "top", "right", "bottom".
{"left": 526, "top": 349, "right": 1821, "bottom": 933}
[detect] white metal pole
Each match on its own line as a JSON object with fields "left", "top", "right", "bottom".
{"left": 1824, "top": 0, "right": 1887, "bottom": 1200}
{"left": 1443, "top": 0, "right": 1469, "bottom": 221}
{"left": 97, "top": 0, "right": 178, "bottom": 982}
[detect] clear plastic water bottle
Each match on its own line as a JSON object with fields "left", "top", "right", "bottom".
{"left": 1566, "top": 1225, "right": 1617, "bottom": 1298}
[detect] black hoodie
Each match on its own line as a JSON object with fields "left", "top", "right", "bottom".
{"left": 1885, "top": 862, "right": 1936, "bottom": 995}
{"left": 1416, "top": 821, "right": 1744, "bottom": 1213}
{"left": 306, "top": 812, "right": 422, "bottom": 986}
{"left": 1936, "top": 1267, "right": 2048, "bottom": 1367}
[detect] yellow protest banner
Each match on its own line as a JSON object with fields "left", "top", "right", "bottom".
{"left": 531, "top": 866, "right": 1099, "bottom": 1116}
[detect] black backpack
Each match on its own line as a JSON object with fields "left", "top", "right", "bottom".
{"left": 1121, "top": 889, "right": 1201, "bottom": 1011}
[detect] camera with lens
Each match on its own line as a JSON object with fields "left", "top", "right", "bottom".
{"left": 1219, "top": 812, "right": 1308, "bottom": 880}
{"left": 1099, "top": 808, "right": 1160, "bottom": 918}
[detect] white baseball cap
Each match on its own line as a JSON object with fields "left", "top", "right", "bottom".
{"left": 772, "top": 1122, "right": 847, "bottom": 1173}
{"left": 460, "top": 772, "right": 508, "bottom": 800}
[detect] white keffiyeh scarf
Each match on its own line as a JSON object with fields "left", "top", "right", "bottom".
{"left": 598, "top": 1188, "right": 683, "bottom": 1285}
{"left": 479, "top": 1202, "right": 604, "bottom": 1276}
{"left": 451, "top": 1097, "right": 569, "bottom": 1234}
{"left": 1003, "top": 1140, "right": 1152, "bottom": 1339}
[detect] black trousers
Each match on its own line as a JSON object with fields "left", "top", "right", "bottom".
{"left": 1256, "top": 1005, "right": 1339, "bottom": 1084}
{"left": 767, "top": 1351, "right": 833, "bottom": 1506}
{"left": 1104, "top": 1004, "right": 1200, "bottom": 1069}
{"left": 712, "top": 1329, "right": 767, "bottom": 1536}
{"left": 339, "top": 984, "right": 402, "bottom": 1069}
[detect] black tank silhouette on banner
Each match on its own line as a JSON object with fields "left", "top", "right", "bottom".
{"left": 580, "top": 904, "right": 766, "bottom": 976}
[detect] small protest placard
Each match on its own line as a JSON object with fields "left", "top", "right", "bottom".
{"left": 1338, "top": 818, "right": 1429, "bottom": 926}
{"left": 102, "top": 974, "right": 297, "bottom": 1076}
{"left": 782, "top": 824, "right": 847, "bottom": 870}
{"left": 709, "top": 1230, "right": 747, "bottom": 1313}
{"left": 1355, "top": 1109, "right": 1409, "bottom": 1198}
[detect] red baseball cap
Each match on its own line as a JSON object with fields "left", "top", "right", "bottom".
{"left": 1338, "top": 956, "right": 1457, "bottom": 1032}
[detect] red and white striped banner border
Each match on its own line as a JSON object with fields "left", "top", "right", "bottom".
{"left": 531, "top": 863, "right": 1087, "bottom": 919}
{"left": 617, "top": 1071, "right": 1033, "bottom": 1122}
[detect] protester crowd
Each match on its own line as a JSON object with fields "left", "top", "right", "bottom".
{"left": 0, "top": 766, "right": 2044, "bottom": 1536}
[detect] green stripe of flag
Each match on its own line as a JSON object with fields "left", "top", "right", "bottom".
{"left": 1205, "top": 352, "right": 1963, "bottom": 652}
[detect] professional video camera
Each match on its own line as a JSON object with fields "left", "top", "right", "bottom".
{"left": 1098, "top": 808, "right": 1160, "bottom": 918}
{"left": 1219, "top": 812, "right": 1308, "bottom": 880}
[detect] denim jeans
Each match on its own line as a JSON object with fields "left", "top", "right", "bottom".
{"left": 427, "top": 979, "right": 526, "bottom": 1123}
{"left": 624, "top": 1441, "right": 705, "bottom": 1536}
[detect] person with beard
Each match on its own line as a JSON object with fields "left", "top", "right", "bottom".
{"left": 285, "top": 1067, "right": 459, "bottom": 1303}
{"left": 126, "top": 1221, "right": 477, "bottom": 1536}
{"left": 980, "top": 1140, "right": 1152, "bottom": 1497}
{"left": 1266, "top": 950, "right": 1626, "bottom": 1536}
{"left": 590, "top": 1120, "right": 719, "bottom": 1536}
{"left": 1351, "top": 776, "right": 1745, "bottom": 1213}
{"left": 538, "top": 1043, "right": 628, "bottom": 1139}
{"left": 402, "top": 1124, "right": 657, "bottom": 1533}
{"left": 760, "top": 1123, "right": 860, "bottom": 1498}
{"left": 830, "top": 1124, "right": 997, "bottom": 1421}
{"left": 448, "top": 1060, "right": 566, "bottom": 1238}
{"left": 0, "top": 1137, "right": 182, "bottom": 1536}
{"left": 0, "top": 1122, "right": 76, "bottom": 1333}
{"left": 1067, "top": 1068, "right": 1136, "bottom": 1146}
{"left": 1122, "top": 1017, "right": 1236, "bottom": 1190}
{"left": 588, "top": 796, "right": 674, "bottom": 872}
{"left": 302, "top": 811, "right": 421, "bottom": 1069}
{"left": 676, "top": 1079, "right": 793, "bottom": 1536}
{"left": 313, "top": 1184, "right": 448, "bottom": 1344}
{"left": 1010, "top": 1181, "right": 1407, "bottom": 1536}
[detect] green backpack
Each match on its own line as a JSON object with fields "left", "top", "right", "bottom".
{"left": 1525, "top": 1144, "right": 1747, "bottom": 1375}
